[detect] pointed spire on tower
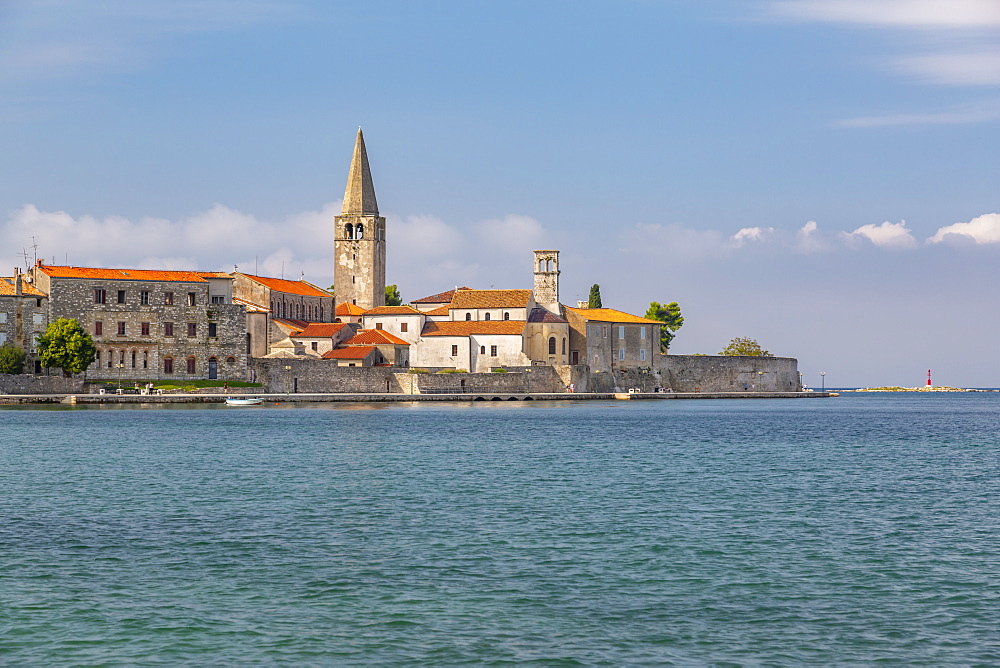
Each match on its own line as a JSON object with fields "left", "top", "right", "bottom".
{"left": 341, "top": 127, "right": 379, "bottom": 216}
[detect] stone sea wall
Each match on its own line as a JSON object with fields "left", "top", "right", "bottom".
{"left": 0, "top": 374, "right": 86, "bottom": 395}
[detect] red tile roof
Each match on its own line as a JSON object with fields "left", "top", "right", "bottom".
{"left": 239, "top": 273, "right": 331, "bottom": 298}
{"left": 37, "top": 265, "right": 217, "bottom": 283}
{"left": 322, "top": 346, "right": 377, "bottom": 360}
{"left": 345, "top": 329, "right": 410, "bottom": 346}
{"left": 423, "top": 305, "right": 451, "bottom": 316}
{"left": 527, "top": 307, "right": 568, "bottom": 323}
{"left": 363, "top": 305, "right": 422, "bottom": 316}
{"left": 450, "top": 289, "right": 532, "bottom": 309}
{"left": 335, "top": 302, "right": 366, "bottom": 316}
{"left": 565, "top": 307, "right": 663, "bottom": 325}
{"left": 291, "top": 323, "right": 349, "bottom": 338}
{"left": 0, "top": 277, "right": 45, "bottom": 297}
{"left": 411, "top": 287, "right": 472, "bottom": 303}
{"left": 421, "top": 320, "right": 526, "bottom": 337}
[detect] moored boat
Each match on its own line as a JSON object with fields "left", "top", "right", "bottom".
{"left": 225, "top": 396, "right": 264, "bottom": 406}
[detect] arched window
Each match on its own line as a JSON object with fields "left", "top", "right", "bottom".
{"left": 246, "top": 333, "right": 252, "bottom": 354}
{"left": 465, "top": 313, "right": 472, "bottom": 321}
{"left": 335, "top": 318, "right": 342, "bottom": 323}
{"left": 484, "top": 313, "right": 491, "bottom": 321}
{"left": 143, "top": 351, "right": 149, "bottom": 369}
{"left": 163, "top": 356, "right": 174, "bottom": 374}
{"left": 186, "top": 357, "right": 196, "bottom": 374}
{"left": 131, "top": 350, "right": 136, "bottom": 368}
{"left": 503, "top": 312, "right": 510, "bottom": 320}
{"left": 345, "top": 223, "right": 353, "bottom": 239}
{"left": 548, "top": 337, "right": 556, "bottom": 355}
{"left": 538, "top": 259, "right": 545, "bottom": 272}
{"left": 356, "top": 223, "right": 364, "bottom": 239}
{"left": 562, "top": 338, "right": 566, "bottom": 354}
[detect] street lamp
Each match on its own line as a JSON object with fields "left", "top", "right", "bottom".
{"left": 820, "top": 371, "right": 826, "bottom": 392}
{"left": 116, "top": 362, "right": 125, "bottom": 391}
{"left": 757, "top": 370, "right": 764, "bottom": 392}
{"left": 284, "top": 365, "right": 292, "bottom": 394}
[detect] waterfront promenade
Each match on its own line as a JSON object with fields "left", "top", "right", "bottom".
{"left": 0, "top": 391, "right": 834, "bottom": 405}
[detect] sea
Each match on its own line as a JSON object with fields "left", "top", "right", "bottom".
{"left": 1, "top": 392, "right": 998, "bottom": 665}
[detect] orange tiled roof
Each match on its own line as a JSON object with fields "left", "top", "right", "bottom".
{"left": 412, "top": 287, "right": 473, "bottom": 304}
{"left": 450, "top": 289, "right": 532, "bottom": 310}
{"left": 423, "top": 305, "right": 451, "bottom": 316}
{"left": 37, "top": 265, "right": 215, "bottom": 283}
{"left": 335, "top": 302, "right": 366, "bottom": 316}
{"left": 421, "top": 320, "right": 526, "bottom": 337}
{"left": 239, "top": 273, "right": 331, "bottom": 298}
{"left": 322, "top": 346, "right": 377, "bottom": 359}
{"left": 565, "top": 307, "right": 663, "bottom": 325}
{"left": 363, "top": 305, "right": 422, "bottom": 316}
{"left": 0, "top": 277, "right": 45, "bottom": 297}
{"left": 291, "top": 323, "right": 349, "bottom": 338}
{"left": 345, "top": 329, "right": 410, "bottom": 346}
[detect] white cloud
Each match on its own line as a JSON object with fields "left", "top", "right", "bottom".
{"left": 837, "top": 99, "right": 1000, "bottom": 126}
{"left": 927, "top": 212, "right": 1000, "bottom": 244}
{"left": 844, "top": 220, "right": 919, "bottom": 249}
{"left": 731, "top": 226, "right": 775, "bottom": 247}
{"left": 475, "top": 214, "right": 545, "bottom": 254}
{"left": 795, "top": 220, "right": 832, "bottom": 252}
{"left": 771, "top": 0, "right": 1000, "bottom": 29}
{"left": 894, "top": 49, "right": 1000, "bottom": 86}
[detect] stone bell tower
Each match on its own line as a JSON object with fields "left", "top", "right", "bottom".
{"left": 533, "top": 249, "right": 560, "bottom": 311}
{"left": 334, "top": 128, "right": 386, "bottom": 310}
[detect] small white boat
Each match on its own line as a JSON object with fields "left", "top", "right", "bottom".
{"left": 225, "top": 396, "right": 264, "bottom": 406}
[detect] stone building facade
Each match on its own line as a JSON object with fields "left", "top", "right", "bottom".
{"left": 232, "top": 272, "right": 335, "bottom": 357}
{"left": 30, "top": 263, "right": 247, "bottom": 381}
{"left": 0, "top": 270, "right": 48, "bottom": 373}
{"left": 334, "top": 128, "right": 386, "bottom": 311}
{"left": 564, "top": 307, "right": 661, "bottom": 370}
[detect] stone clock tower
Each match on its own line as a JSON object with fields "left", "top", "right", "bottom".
{"left": 334, "top": 128, "right": 386, "bottom": 310}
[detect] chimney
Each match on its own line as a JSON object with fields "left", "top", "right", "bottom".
{"left": 14, "top": 273, "right": 22, "bottom": 296}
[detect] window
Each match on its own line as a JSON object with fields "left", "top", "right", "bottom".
{"left": 451, "top": 345, "right": 458, "bottom": 356}
{"left": 490, "top": 345, "right": 498, "bottom": 357}
{"left": 375, "top": 322, "right": 383, "bottom": 330}
{"left": 35, "top": 299, "right": 42, "bottom": 308}
{"left": 311, "top": 342, "right": 318, "bottom": 351}
{"left": 345, "top": 223, "right": 353, "bottom": 238}
{"left": 485, "top": 313, "right": 491, "bottom": 321}
{"left": 619, "top": 326, "right": 625, "bottom": 338}
{"left": 186, "top": 357, "right": 196, "bottom": 374}
{"left": 640, "top": 349, "right": 646, "bottom": 361}
{"left": 640, "top": 328, "right": 646, "bottom": 340}
{"left": 117, "top": 322, "right": 126, "bottom": 336}
{"left": 117, "top": 290, "right": 126, "bottom": 304}
{"left": 187, "top": 292, "right": 196, "bottom": 306}
{"left": 131, "top": 350, "right": 136, "bottom": 368}
{"left": 141, "top": 322, "right": 150, "bottom": 336}
{"left": 95, "top": 350, "right": 100, "bottom": 364}
{"left": 480, "top": 345, "right": 486, "bottom": 354}
{"left": 143, "top": 351, "right": 148, "bottom": 369}
{"left": 548, "top": 337, "right": 556, "bottom": 354}
{"left": 504, "top": 312, "right": 510, "bottom": 321}
{"left": 603, "top": 326, "right": 608, "bottom": 338}
{"left": 465, "top": 313, "right": 472, "bottom": 321}
{"left": 164, "top": 322, "right": 174, "bottom": 336}
{"left": 211, "top": 295, "right": 225, "bottom": 304}
{"left": 562, "top": 338, "right": 566, "bottom": 354}
{"left": 94, "top": 289, "right": 106, "bottom": 304}
{"left": 140, "top": 291, "right": 149, "bottom": 305}
{"left": 356, "top": 223, "right": 364, "bottom": 239}
{"left": 400, "top": 322, "right": 408, "bottom": 333}
{"left": 187, "top": 323, "right": 197, "bottom": 337}
{"left": 94, "top": 321, "right": 103, "bottom": 336}
{"left": 619, "top": 348, "right": 625, "bottom": 361}
{"left": 164, "top": 291, "right": 174, "bottom": 305}
{"left": 226, "top": 357, "right": 236, "bottom": 365}
{"left": 208, "top": 323, "right": 217, "bottom": 337}
{"left": 163, "top": 356, "right": 173, "bottom": 374}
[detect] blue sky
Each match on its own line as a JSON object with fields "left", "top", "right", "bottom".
{"left": 2, "top": 0, "right": 998, "bottom": 387}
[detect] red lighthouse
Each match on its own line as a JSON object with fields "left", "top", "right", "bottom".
{"left": 927, "top": 369, "right": 932, "bottom": 387}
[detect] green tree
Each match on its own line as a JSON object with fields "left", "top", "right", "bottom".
{"left": 644, "top": 301, "right": 684, "bottom": 351}
{"left": 37, "top": 318, "right": 97, "bottom": 377}
{"left": 0, "top": 343, "right": 26, "bottom": 374}
{"left": 385, "top": 284, "right": 402, "bottom": 306}
{"left": 719, "top": 337, "right": 772, "bottom": 357}
{"left": 588, "top": 284, "right": 602, "bottom": 308}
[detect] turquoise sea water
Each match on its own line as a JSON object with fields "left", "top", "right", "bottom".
{"left": 1, "top": 394, "right": 998, "bottom": 664}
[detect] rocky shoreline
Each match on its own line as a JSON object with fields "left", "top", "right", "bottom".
{"left": 849, "top": 386, "right": 998, "bottom": 393}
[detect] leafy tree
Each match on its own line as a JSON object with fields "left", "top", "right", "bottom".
{"left": 385, "top": 284, "right": 402, "bottom": 306}
{"left": 644, "top": 301, "right": 684, "bottom": 351}
{"left": 719, "top": 337, "right": 772, "bottom": 357}
{"left": 37, "top": 318, "right": 97, "bottom": 377}
{"left": 0, "top": 343, "right": 26, "bottom": 374}
{"left": 588, "top": 284, "right": 602, "bottom": 308}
